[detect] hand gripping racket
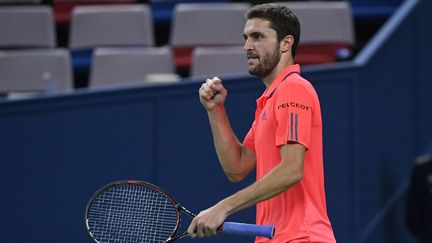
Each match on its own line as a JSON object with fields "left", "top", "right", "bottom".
{"left": 85, "top": 180, "right": 275, "bottom": 242}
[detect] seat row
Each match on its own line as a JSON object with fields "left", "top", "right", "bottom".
{"left": 0, "top": 0, "right": 233, "bottom": 27}
{"left": 0, "top": 46, "right": 249, "bottom": 95}
{"left": 0, "top": 1, "right": 355, "bottom": 95}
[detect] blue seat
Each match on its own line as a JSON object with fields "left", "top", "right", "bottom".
{"left": 347, "top": 0, "right": 402, "bottom": 19}
{"left": 150, "top": 0, "right": 229, "bottom": 24}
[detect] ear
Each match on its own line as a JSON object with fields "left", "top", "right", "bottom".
{"left": 280, "top": 35, "right": 294, "bottom": 53}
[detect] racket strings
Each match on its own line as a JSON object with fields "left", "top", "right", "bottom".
{"left": 87, "top": 184, "right": 178, "bottom": 242}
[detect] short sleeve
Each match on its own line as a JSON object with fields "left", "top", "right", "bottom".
{"left": 243, "top": 120, "right": 256, "bottom": 152}
{"left": 274, "top": 82, "right": 313, "bottom": 149}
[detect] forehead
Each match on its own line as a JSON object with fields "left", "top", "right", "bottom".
{"left": 243, "top": 18, "right": 274, "bottom": 35}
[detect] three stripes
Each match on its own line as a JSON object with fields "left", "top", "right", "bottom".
{"left": 289, "top": 112, "right": 299, "bottom": 142}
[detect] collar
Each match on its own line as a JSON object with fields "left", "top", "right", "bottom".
{"left": 261, "top": 64, "right": 301, "bottom": 98}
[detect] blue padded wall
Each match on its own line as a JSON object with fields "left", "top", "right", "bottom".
{"left": 0, "top": 0, "right": 431, "bottom": 242}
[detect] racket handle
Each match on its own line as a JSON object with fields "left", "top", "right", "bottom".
{"left": 222, "top": 222, "right": 275, "bottom": 239}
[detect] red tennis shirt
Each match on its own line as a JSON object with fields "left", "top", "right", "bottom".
{"left": 243, "top": 64, "right": 336, "bottom": 242}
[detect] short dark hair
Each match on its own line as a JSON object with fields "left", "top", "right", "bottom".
{"left": 246, "top": 4, "right": 301, "bottom": 57}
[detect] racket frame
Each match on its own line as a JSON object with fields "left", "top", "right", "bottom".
{"left": 85, "top": 180, "right": 275, "bottom": 242}
{"left": 85, "top": 180, "right": 190, "bottom": 243}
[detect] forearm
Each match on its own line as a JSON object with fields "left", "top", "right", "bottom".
{"left": 199, "top": 77, "right": 255, "bottom": 181}
{"left": 217, "top": 161, "right": 303, "bottom": 216}
{"left": 207, "top": 107, "right": 253, "bottom": 181}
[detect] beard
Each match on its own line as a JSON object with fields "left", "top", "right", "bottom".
{"left": 247, "top": 45, "right": 281, "bottom": 77}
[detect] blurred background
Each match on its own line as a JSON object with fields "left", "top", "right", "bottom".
{"left": 0, "top": 0, "right": 431, "bottom": 242}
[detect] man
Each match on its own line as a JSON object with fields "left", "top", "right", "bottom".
{"left": 406, "top": 140, "right": 432, "bottom": 243}
{"left": 188, "top": 4, "right": 336, "bottom": 242}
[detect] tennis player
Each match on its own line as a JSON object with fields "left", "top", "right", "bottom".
{"left": 188, "top": 4, "right": 336, "bottom": 242}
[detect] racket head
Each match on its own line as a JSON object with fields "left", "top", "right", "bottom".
{"left": 85, "top": 180, "right": 180, "bottom": 243}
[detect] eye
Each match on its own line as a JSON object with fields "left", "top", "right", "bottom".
{"left": 244, "top": 32, "right": 265, "bottom": 42}
{"left": 251, "top": 32, "right": 264, "bottom": 41}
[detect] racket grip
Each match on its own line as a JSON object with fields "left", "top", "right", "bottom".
{"left": 222, "top": 222, "right": 275, "bottom": 239}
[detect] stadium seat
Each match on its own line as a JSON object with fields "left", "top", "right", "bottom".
{"left": 69, "top": 4, "right": 154, "bottom": 50}
{"left": 53, "top": 0, "right": 135, "bottom": 26}
{"left": 0, "top": 6, "right": 56, "bottom": 49}
{"left": 277, "top": 1, "right": 355, "bottom": 65}
{"left": 89, "top": 46, "right": 178, "bottom": 88}
{"left": 347, "top": 0, "right": 401, "bottom": 19}
{"left": 149, "top": 0, "right": 229, "bottom": 24}
{"left": 190, "top": 46, "right": 249, "bottom": 79}
{"left": 0, "top": 0, "right": 42, "bottom": 4}
{"left": 68, "top": 4, "right": 155, "bottom": 87}
{"left": 0, "top": 49, "right": 73, "bottom": 94}
{"left": 169, "top": 2, "right": 250, "bottom": 74}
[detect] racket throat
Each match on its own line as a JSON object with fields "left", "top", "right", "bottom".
{"left": 165, "top": 231, "right": 189, "bottom": 242}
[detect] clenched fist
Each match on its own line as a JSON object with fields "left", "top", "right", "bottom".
{"left": 199, "top": 77, "right": 228, "bottom": 111}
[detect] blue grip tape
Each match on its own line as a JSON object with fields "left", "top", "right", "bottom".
{"left": 222, "top": 222, "right": 275, "bottom": 239}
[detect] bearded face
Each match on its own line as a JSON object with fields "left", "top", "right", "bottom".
{"left": 247, "top": 44, "right": 281, "bottom": 77}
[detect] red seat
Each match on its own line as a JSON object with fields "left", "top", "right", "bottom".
{"left": 53, "top": 0, "right": 134, "bottom": 26}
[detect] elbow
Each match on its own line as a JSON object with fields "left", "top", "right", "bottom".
{"left": 225, "top": 172, "right": 247, "bottom": 183}
{"left": 292, "top": 171, "right": 304, "bottom": 185}
{"left": 286, "top": 170, "right": 303, "bottom": 187}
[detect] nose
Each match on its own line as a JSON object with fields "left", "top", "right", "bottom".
{"left": 243, "top": 38, "right": 253, "bottom": 52}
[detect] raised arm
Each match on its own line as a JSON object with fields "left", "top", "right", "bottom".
{"left": 199, "top": 77, "right": 256, "bottom": 182}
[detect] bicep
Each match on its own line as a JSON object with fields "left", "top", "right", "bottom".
{"left": 241, "top": 145, "right": 256, "bottom": 170}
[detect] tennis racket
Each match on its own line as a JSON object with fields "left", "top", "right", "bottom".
{"left": 85, "top": 180, "right": 275, "bottom": 242}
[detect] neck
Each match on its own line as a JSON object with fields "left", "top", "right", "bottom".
{"left": 262, "top": 56, "right": 294, "bottom": 87}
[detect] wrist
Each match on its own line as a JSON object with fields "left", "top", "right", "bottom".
{"left": 207, "top": 105, "right": 226, "bottom": 118}
{"left": 216, "top": 196, "right": 238, "bottom": 218}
